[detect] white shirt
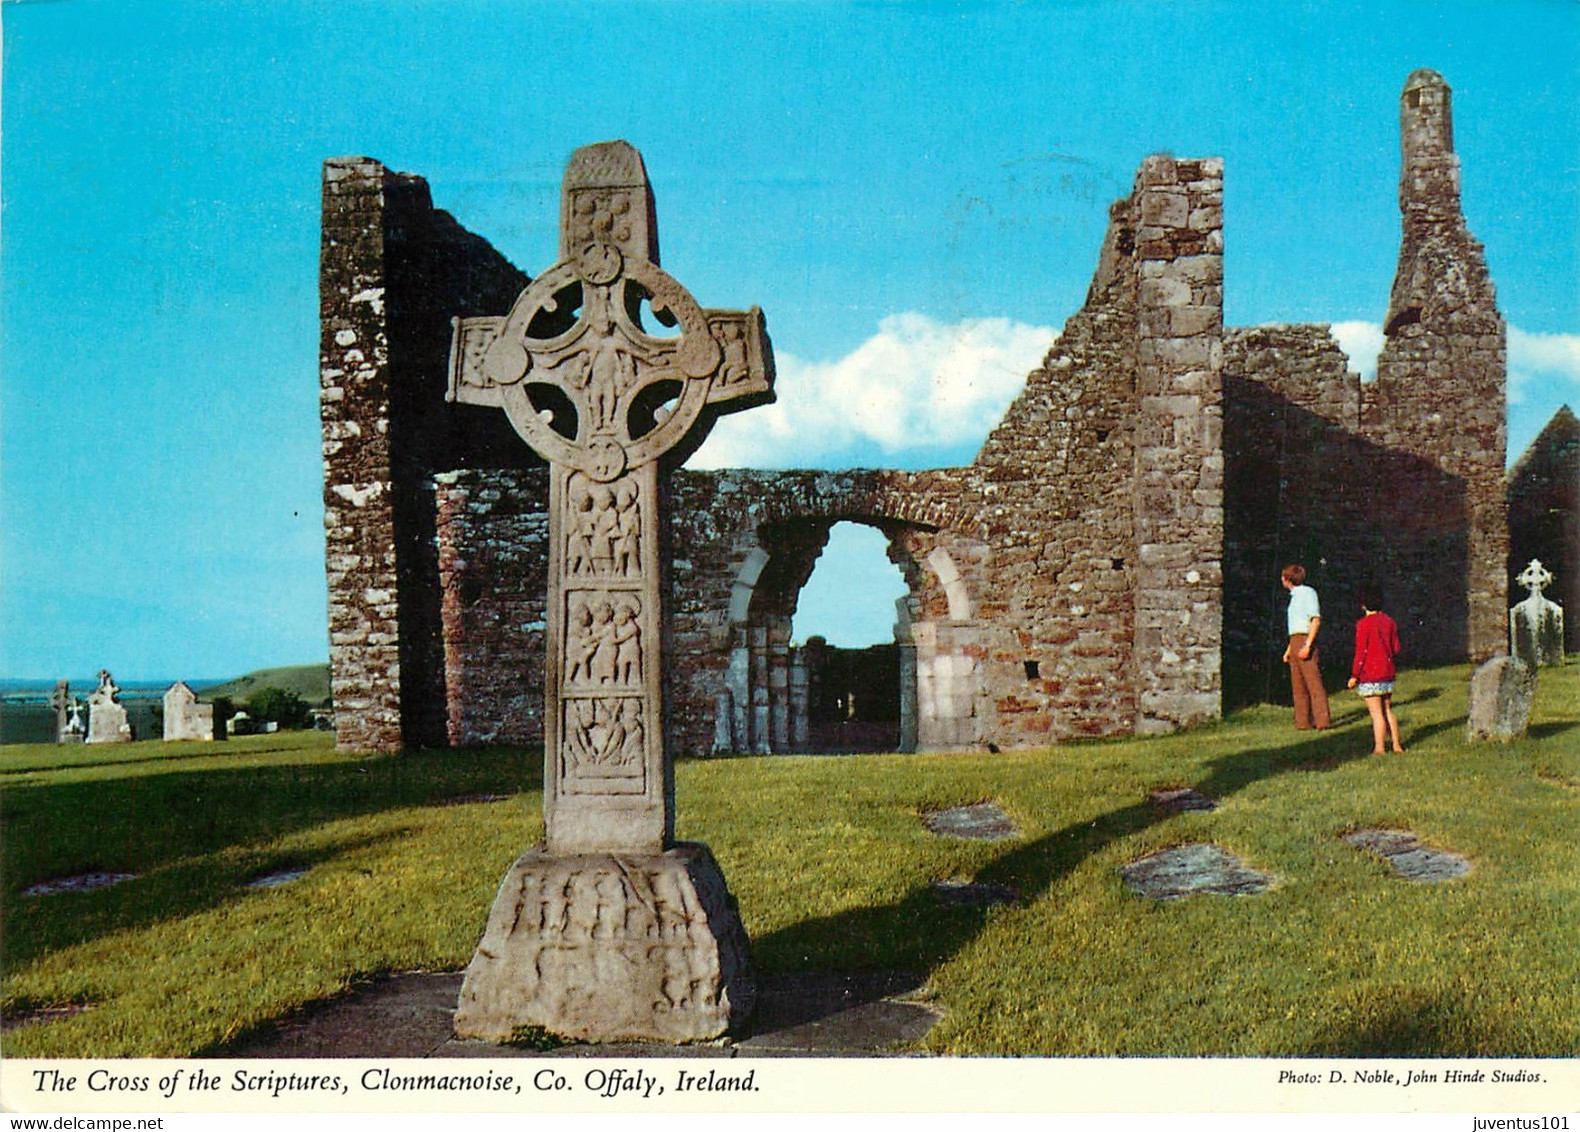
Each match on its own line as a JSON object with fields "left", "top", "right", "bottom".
{"left": 1287, "top": 584, "right": 1321, "bottom": 637}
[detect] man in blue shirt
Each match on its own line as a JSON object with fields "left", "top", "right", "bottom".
{"left": 1281, "top": 563, "right": 1330, "bottom": 730}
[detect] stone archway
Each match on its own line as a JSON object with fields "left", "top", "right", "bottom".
{"left": 710, "top": 517, "right": 984, "bottom": 754}
{"left": 716, "top": 516, "right": 914, "bottom": 754}
{"left": 664, "top": 467, "right": 989, "bottom": 757}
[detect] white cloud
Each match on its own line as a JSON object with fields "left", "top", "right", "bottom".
{"left": 1330, "top": 320, "right": 1385, "bottom": 381}
{"left": 1508, "top": 326, "right": 1580, "bottom": 407}
{"left": 691, "top": 316, "right": 1580, "bottom": 470}
{"left": 691, "top": 312, "right": 1055, "bottom": 469}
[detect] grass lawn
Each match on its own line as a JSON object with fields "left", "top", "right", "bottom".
{"left": 2, "top": 661, "right": 1576, "bottom": 1058}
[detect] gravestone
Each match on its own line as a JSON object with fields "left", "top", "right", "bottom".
{"left": 163, "top": 681, "right": 218, "bottom": 742}
{"left": 1120, "top": 843, "right": 1274, "bottom": 900}
{"left": 49, "top": 680, "right": 82, "bottom": 744}
{"left": 920, "top": 801, "right": 1020, "bottom": 841}
{"left": 449, "top": 141, "right": 772, "bottom": 1044}
{"left": 1466, "top": 655, "right": 1536, "bottom": 742}
{"left": 1510, "top": 559, "right": 1566, "bottom": 667}
{"left": 1147, "top": 786, "right": 1218, "bottom": 814}
{"left": 85, "top": 670, "right": 132, "bottom": 744}
{"left": 1341, "top": 829, "right": 1471, "bottom": 882}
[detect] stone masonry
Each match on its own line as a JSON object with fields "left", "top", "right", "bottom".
{"left": 322, "top": 71, "right": 1522, "bottom": 755}
{"left": 320, "top": 159, "right": 530, "bottom": 751}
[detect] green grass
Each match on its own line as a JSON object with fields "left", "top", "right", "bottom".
{"left": 2, "top": 662, "right": 1576, "bottom": 1058}
{"left": 197, "top": 664, "right": 332, "bottom": 707}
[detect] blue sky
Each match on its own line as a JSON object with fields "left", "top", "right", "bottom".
{"left": 3, "top": 0, "right": 1577, "bottom": 678}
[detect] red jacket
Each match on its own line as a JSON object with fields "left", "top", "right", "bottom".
{"left": 1351, "top": 612, "right": 1401, "bottom": 683}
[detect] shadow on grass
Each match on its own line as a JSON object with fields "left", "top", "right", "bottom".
{"left": 1, "top": 746, "right": 539, "bottom": 971}
{"left": 1303, "top": 987, "right": 1515, "bottom": 1058}
{"left": 1, "top": 828, "right": 416, "bottom": 975}
{"left": 752, "top": 726, "right": 1372, "bottom": 1004}
{"left": 1527, "top": 720, "right": 1580, "bottom": 741}
{"left": 0, "top": 750, "right": 273, "bottom": 777}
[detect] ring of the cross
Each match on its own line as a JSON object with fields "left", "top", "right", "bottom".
{"left": 491, "top": 257, "right": 724, "bottom": 480}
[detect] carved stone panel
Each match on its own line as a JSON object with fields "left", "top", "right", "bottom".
{"left": 561, "top": 696, "right": 646, "bottom": 795}
{"left": 454, "top": 844, "right": 754, "bottom": 1043}
{"left": 565, "top": 592, "right": 645, "bottom": 690}
{"left": 566, "top": 473, "right": 642, "bottom": 580}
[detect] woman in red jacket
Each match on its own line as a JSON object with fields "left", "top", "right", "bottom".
{"left": 1347, "top": 584, "right": 1404, "bottom": 755}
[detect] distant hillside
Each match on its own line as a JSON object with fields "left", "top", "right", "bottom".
{"left": 198, "top": 664, "right": 332, "bottom": 707}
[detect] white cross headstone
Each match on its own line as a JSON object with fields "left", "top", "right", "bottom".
{"left": 1511, "top": 559, "right": 1565, "bottom": 667}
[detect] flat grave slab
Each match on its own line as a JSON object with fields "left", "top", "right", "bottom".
{"left": 920, "top": 801, "right": 1019, "bottom": 841}
{"left": 1120, "top": 843, "right": 1274, "bottom": 900}
{"left": 247, "top": 868, "right": 311, "bottom": 889}
{"left": 1342, "top": 828, "right": 1471, "bottom": 882}
{"left": 928, "top": 877, "right": 1021, "bottom": 907}
{"left": 1148, "top": 786, "right": 1218, "bottom": 814}
{"left": 22, "top": 872, "right": 138, "bottom": 898}
{"left": 1, "top": 1003, "right": 93, "bottom": 1034}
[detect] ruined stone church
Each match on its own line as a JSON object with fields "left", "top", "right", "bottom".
{"left": 320, "top": 70, "right": 1536, "bottom": 756}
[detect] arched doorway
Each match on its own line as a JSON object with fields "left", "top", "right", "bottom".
{"left": 794, "top": 522, "right": 913, "bottom": 753}
{"left": 719, "top": 517, "right": 923, "bottom": 754}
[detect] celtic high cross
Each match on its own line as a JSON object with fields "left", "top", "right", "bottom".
{"left": 448, "top": 141, "right": 774, "bottom": 856}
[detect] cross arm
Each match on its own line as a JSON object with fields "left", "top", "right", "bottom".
{"left": 702, "top": 306, "right": 775, "bottom": 413}
{"left": 446, "top": 315, "right": 511, "bottom": 408}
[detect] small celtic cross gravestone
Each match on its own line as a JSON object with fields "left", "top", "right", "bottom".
{"left": 449, "top": 141, "right": 770, "bottom": 1043}
{"left": 1511, "top": 558, "right": 1565, "bottom": 668}
{"left": 49, "top": 680, "right": 74, "bottom": 744}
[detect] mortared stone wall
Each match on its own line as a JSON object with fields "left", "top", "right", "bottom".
{"left": 321, "top": 71, "right": 1537, "bottom": 754}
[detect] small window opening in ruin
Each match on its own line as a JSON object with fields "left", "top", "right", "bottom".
{"left": 1406, "top": 90, "right": 1421, "bottom": 109}
{"left": 1385, "top": 307, "right": 1421, "bottom": 335}
{"left": 1095, "top": 428, "right": 1111, "bottom": 444}
{"left": 1023, "top": 660, "right": 1041, "bottom": 681}
{"left": 461, "top": 576, "right": 483, "bottom": 608}
{"left": 1112, "top": 558, "right": 1126, "bottom": 571}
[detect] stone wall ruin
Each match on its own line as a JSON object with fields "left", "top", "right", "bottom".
{"left": 1508, "top": 406, "right": 1579, "bottom": 654}
{"left": 322, "top": 70, "right": 1524, "bottom": 755}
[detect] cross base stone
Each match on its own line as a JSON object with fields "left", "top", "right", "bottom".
{"left": 453, "top": 842, "right": 754, "bottom": 1044}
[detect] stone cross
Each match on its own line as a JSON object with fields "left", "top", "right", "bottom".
{"left": 49, "top": 680, "right": 72, "bottom": 744}
{"left": 448, "top": 140, "right": 773, "bottom": 854}
{"left": 448, "top": 141, "right": 770, "bottom": 1044}
{"left": 1511, "top": 558, "right": 1565, "bottom": 667}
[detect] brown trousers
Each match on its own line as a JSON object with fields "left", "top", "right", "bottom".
{"left": 1288, "top": 633, "right": 1330, "bottom": 730}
